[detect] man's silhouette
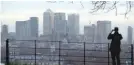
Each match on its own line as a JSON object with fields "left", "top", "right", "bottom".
{"left": 107, "top": 27, "right": 123, "bottom": 65}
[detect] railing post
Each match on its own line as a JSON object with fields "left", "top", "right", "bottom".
{"left": 34, "top": 40, "right": 36, "bottom": 65}
{"left": 6, "top": 39, "right": 9, "bottom": 65}
{"left": 84, "top": 42, "right": 86, "bottom": 65}
{"left": 108, "top": 43, "right": 110, "bottom": 65}
{"left": 131, "top": 44, "right": 133, "bottom": 65}
{"left": 59, "top": 41, "right": 61, "bottom": 65}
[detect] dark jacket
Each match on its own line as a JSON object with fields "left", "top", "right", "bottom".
{"left": 107, "top": 32, "right": 123, "bottom": 52}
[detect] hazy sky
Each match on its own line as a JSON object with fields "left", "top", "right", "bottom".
{"left": 0, "top": 1, "right": 134, "bottom": 40}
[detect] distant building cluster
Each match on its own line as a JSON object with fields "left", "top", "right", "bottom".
{"left": 1, "top": 9, "right": 134, "bottom": 44}
{"left": 16, "top": 17, "right": 38, "bottom": 40}
{"left": 1, "top": 9, "right": 134, "bottom": 65}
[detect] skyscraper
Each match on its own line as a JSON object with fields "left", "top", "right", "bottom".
{"left": 127, "top": 26, "right": 133, "bottom": 44}
{"left": 84, "top": 24, "right": 95, "bottom": 43}
{"left": 1, "top": 24, "right": 8, "bottom": 45}
{"left": 29, "top": 17, "right": 38, "bottom": 38}
{"left": 96, "top": 21, "right": 111, "bottom": 43}
{"left": 43, "top": 9, "right": 54, "bottom": 35}
{"left": 53, "top": 12, "right": 67, "bottom": 41}
{"left": 68, "top": 14, "right": 79, "bottom": 35}
{"left": 54, "top": 13, "right": 66, "bottom": 34}
{"left": 54, "top": 20, "right": 67, "bottom": 34}
{"left": 8, "top": 32, "right": 16, "bottom": 40}
{"left": 16, "top": 21, "right": 30, "bottom": 40}
{"left": 54, "top": 13, "right": 65, "bottom": 20}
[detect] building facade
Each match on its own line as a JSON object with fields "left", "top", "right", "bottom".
{"left": 29, "top": 17, "right": 38, "bottom": 38}
{"left": 54, "top": 20, "right": 67, "bottom": 35}
{"left": 84, "top": 24, "right": 96, "bottom": 43}
{"left": 16, "top": 21, "right": 30, "bottom": 40}
{"left": 127, "top": 26, "right": 133, "bottom": 44}
{"left": 96, "top": 21, "right": 111, "bottom": 43}
{"left": 54, "top": 13, "right": 66, "bottom": 34}
{"left": 43, "top": 9, "right": 54, "bottom": 35}
{"left": 1, "top": 24, "right": 8, "bottom": 46}
{"left": 53, "top": 12, "right": 66, "bottom": 41}
{"left": 68, "top": 14, "right": 79, "bottom": 35}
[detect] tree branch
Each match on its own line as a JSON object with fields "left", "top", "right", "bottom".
{"left": 80, "top": 1, "right": 84, "bottom": 8}
{"left": 45, "top": 1, "right": 134, "bottom": 18}
{"left": 90, "top": 1, "right": 107, "bottom": 13}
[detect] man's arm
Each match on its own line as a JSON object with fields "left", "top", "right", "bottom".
{"left": 107, "top": 30, "right": 114, "bottom": 40}
{"left": 120, "top": 34, "right": 123, "bottom": 40}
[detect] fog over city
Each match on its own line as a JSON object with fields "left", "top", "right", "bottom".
{"left": 0, "top": 1, "right": 134, "bottom": 41}
{"left": 1, "top": 1, "right": 134, "bottom": 65}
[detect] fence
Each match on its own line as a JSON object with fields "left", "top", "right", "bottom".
{"left": 5, "top": 39, "right": 134, "bottom": 65}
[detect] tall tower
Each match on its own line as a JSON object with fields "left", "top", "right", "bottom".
{"left": 16, "top": 21, "right": 30, "bottom": 40}
{"left": 68, "top": 14, "right": 79, "bottom": 35}
{"left": 96, "top": 21, "right": 111, "bottom": 43}
{"left": 53, "top": 12, "right": 67, "bottom": 41}
{"left": 43, "top": 9, "right": 54, "bottom": 35}
{"left": 54, "top": 13, "right": 65, "bottom": 20}
{"left": 127, "top": 26, "right": 133, "bottom": 44}
{"left": 84, "top": 24, "right": 96, "bottom": 43}
{"left": 1, "top": 24, "right": 8, "bottom": 45}
{"left": 54, "top": 13, "right": 66, "bottom": 34}
{"left": 29, "top": 17, "right": 38, "bottom": 38}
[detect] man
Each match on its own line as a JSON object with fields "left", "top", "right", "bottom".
{"left": 107, "top": 27, "right": 123, "bottom": 65}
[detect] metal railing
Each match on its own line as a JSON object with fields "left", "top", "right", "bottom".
{"left": 5, "top": 39, "right": 134, "bottom": 65}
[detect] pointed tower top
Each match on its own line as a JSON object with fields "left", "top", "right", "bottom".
{"left": 46, "top": 9, "right": 53, "bottom": 12}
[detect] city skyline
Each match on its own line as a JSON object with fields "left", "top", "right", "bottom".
{"left": 0, "top": 1, "right": 134, "bottom": 41}
{"left": 1, "top": 10, "right": 134, "bottom": 41}
{"left": 1, "top": 17, "right": 134, "bottom": 42}
{"left": 1, "top": 1, "right": 134, "bottom": 65}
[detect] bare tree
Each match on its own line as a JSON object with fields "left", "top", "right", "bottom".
{"left": 46, "top": 1, "right": 134, "bottom": 18}
{"left": 90, "top": 1, "right": 133, "bottom": 18}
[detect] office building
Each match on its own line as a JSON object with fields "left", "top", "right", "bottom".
{"left": 8, "top": 32, "right": 16, "bottom": 40}
{"left": 29, "top": 17, "right": 38, "bottom": 38}
{"left": 1, "top": 24, "right": 8, "bottom": 46}
{"left": 53, "top": 12, "right": 66, "bottom": 41}
{"left": 96, "top": 21, "right": 111, "bottom": 43}
{"left": 127, "top": 26, "right": 133, "bottom": 44}
{"left": 54, "top": 20, "right": 67, "bottom": 34}
{"left": 43, "top": 9, "right": 54, "bottom": 35}
{"left": 68, "top": 14, "right": 79, "bottom": 35}
{"left": 16, "top": 21, "right": 30, "bottom": 40}
{"left": 54, "top": 12, "right": 66, "bottom": 34}
{"left": 84, "top": 24, "right": 96, "bottom": 42}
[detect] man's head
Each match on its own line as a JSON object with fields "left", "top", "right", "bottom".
{"left": 114, "top": 27, "right": 119, "bottom": 32}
